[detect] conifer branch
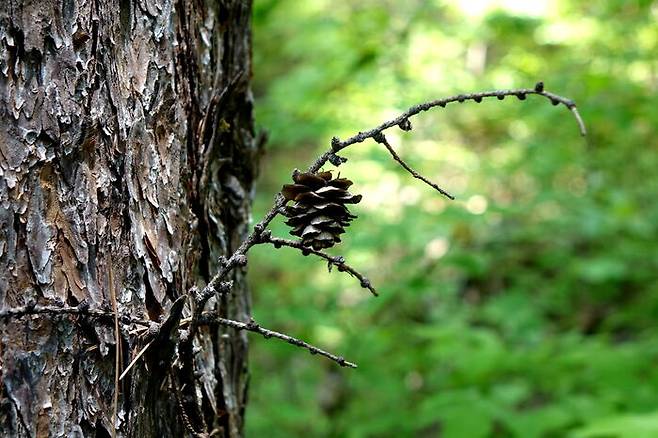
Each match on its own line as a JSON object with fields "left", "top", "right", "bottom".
{"left": 373, "top": 131, "right": 453, "bottom": 200}
{"left": 308, "top": 82, "right": 585, "bottom": 175}
{"left": 259, "top": 232, "right": 378, "bottom": 296}
{"left": 3, "top": 83, "right": 584, "bottom": 375}
{"left": 188, "top": 83, "right": 583, "bottom": 308}
{"left": 1, "top": 304, "right": 357, "bottom": 369}
{"left": 183, "top": 82, "right": 584, "bottom": 341}
{"left": 195, "top": 314, "right": 357, "bottom": 368}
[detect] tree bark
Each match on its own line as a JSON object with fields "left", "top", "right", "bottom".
{"left": 0, "top": 0, "right": 257, "bottom": 436}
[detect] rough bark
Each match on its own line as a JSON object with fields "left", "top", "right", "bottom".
{"left": 0, "top": 0, "right": 257, "bottom": 436}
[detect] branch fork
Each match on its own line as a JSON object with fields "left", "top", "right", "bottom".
{"left": 3, "top": 82, "right": 585, "bottom": 372}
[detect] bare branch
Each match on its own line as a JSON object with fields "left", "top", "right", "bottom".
{"left": 308, "top": 83, "right": 585, "bottom": 174}
{"left": 373, "top": 132, "right": 454, "bottom": 200}
{"left": 191, "top": 195, "right": 285, "bottom": 316}
{"left": 191, "top": 84, "right": 583, "bottom": 310}
{"left": 342, "top": 84, "right": 586, "bottom": 149}
{"left": 2, "top": 302, "right": 357, "bottom": 370}
{"left": 260, "top": 233, "right": 378, "bottom": 296}
{"left": 195, "top": 314, "right": 357, "bottom": 368}
{"left": 180, "top": 83, "right": 585, "bottom": 365}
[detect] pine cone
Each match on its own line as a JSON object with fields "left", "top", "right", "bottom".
{"left": 281, "top": 171, "right": 362, "bottom": 250}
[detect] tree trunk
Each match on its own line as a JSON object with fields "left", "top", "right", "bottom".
{"left": 0, "top": 0, "right": 257, "bottom": 436}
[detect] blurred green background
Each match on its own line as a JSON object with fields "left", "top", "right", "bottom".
{"left": 246, "top": 1, "right": 658, "bottom": 437}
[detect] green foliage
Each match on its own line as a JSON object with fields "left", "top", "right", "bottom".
{"left": 248, "top": 1, "right": 658, "bottom": 436}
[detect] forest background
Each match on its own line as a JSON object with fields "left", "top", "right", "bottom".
{"left": 247, "top": 1, "right": 658, "bottom": 437}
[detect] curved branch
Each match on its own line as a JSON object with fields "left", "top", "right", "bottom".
{"left": 182, "top": 82, "right": 585, "bottom": 355}
{"left": 308, "top": 83, "right": 585, "bottom": 173}
{"left": 337, "top": 84, "right": 586, "bottom": 149}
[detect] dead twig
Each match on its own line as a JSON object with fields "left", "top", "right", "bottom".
{"left": 181, "top": 83, "right": 585, "bottom": 355}
{"left": 260, "top": 233, "right": 377, "bottom": 296}
{"left": 373, "top": 131, "right": 453, "bottom": 200}
{"left": 194, "top": 314, "right": 357, "bottom": 368}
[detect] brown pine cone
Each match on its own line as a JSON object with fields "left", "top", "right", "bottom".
{"left": 281, "top": 171, "right": 362, "bottom": 250}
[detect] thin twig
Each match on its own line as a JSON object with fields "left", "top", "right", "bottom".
{"left": 373, "top": 132, "right": 454, "bottom": 200}
{"left": 186, "top": 83, "right": 584, "bottom": 332}
{"left": 336, "top": 85, "right": 586, "bottom": 152}
{"left": 195, "top": 315, "right": 357, "bottom": 368}
{"left": 1, "top": 303, "right": 358, "bottom": 369}
{"left": 190, "top": 194, "right": 284, "bottom": 318}
{"left": 191, "top": 84, "right": 582, "bottom": 318}
{"left": 260, "top": 234, "right": 378, "bottom": 296}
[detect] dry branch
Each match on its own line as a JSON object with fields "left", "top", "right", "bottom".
{"left": 191, "top": 84, "right": 585, "bottom": 328}
{"left": 260, "top": 233, "right": 378, "bottom": 296}
{"left": 2, "top": 83, "right": 584, "bottom": 375}
{"left": 196, "top": 314, "right": 357, "bottom": 368}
